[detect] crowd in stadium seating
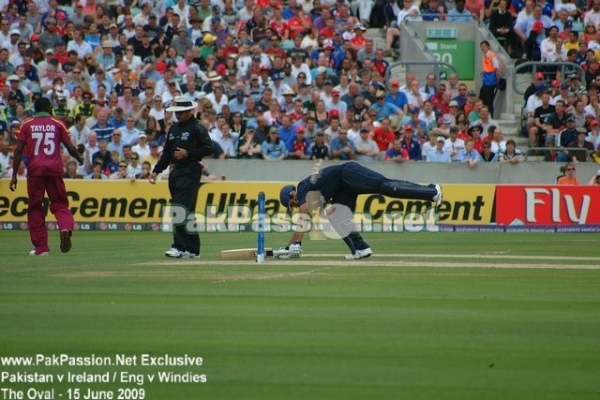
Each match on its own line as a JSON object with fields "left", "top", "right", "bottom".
{"left": 1, "top": 0, "right": 600, "bottom": 182}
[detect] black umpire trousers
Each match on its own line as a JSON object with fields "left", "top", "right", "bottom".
{"left": 168, "top": 163, "right": 202, "bottom": 254}
{"left": 479, "top": 85, "right": 497, "bottom": 117}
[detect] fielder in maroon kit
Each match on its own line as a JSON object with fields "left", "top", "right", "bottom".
{"left": 9, "top": 98, "right": 83, "bottom": 256}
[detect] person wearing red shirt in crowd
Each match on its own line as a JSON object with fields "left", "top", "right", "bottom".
{"left": 288, "top": 4, "right": 312, "bottom": 39}
{"left": 287, "top": 126, "right": 311, "bottom": 159}
{"left": 372, "top": 49, "right": 390, "bottom": 79}
{"left": 372, "top": 117, "right": 396, "bottom": 153}
{"left": 429, "top": 83, "right": 446, "bottom": 108}
{"left": 435, "top": 92, "right": 453, "bottom": 115}
{"left": 350, "top": 23, "right": 368, "bottom": 51}
{"left": 270, "top": 7, "right": 290, "bottom": 40}
{"left": 468, "top": 125, "right": 484, "bottom": 152}
{"left": 54, "top": 11, "right": 69, "bottom": 37}
{"left": 319, "top": 16, "right": 337, "bottom": 39}
{"left": 457, "top": 119, "right": 471, "bottom": 141}
{"left": 385, "top": 139, "right": 409, "bottom": 162}
{"left": 54, "top": 42, "right": 69, "bottom": 65}
{"left": 221, "top": 34, "right": 239, "bottom": 59}
{"left": 9, "top": 97, "right": 83, "bottom": 256}
{"left": 257, "top": 0, "right": 281, "bottom": 9}
{"left": 289, "top": 99, "right": 304, "bottom": 122}
{"left": 265, "top": 34, "right": 287, "bottom": 59}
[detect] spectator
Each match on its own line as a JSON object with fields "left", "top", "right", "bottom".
{"left": 447, "top": 0, "right": 474, "bottom": 21}
{"left": 587, "top": 119, "right": 600, "bottom": 149}
{"left": 405, "top": 108, "right": 428, "bottom": 141}
{"left": 468, "top": 125, "right": 485, "bottom": 152}
{"left": 589, "top": 169, "right": 600, "bottom": 185}
{"left": 543, "top": 99, "right": 569, "bottom": 148}
{"left": 426, "top": 136, "right": 452, "bottom": 163}
{"left": 91, "top": 140, "right": 112, "bottom": 170}
{"left": 372, "top": 89, "right": 403, "bottom": 120}
{"left": 556, "top": 162, "right": 580, "bottom": 184}
{"left": 384, "top": 0, "right": 422, "bottom": 56}
{"left": 568, "top": 130, "right": 594, "bottom": 162}
{"left": 456, "top": 138, "right": 483, "bottom": 167}
{"left": 385, "top": 139, "right": 409, "bottom": 163}
{"left": 110, "top": 160, "right": 131, "bottom": 180}
{"left": 311, "top": 132, "right": 330, "bottom": 160}
{"left": 489, "top": 0, "right": 515, "bottom": 53}
{"left": 142, "top": 142, "right": 162, "bottom": 167}
{"left": 121, "top": 116, "right": 142, "bottom": 146}
{"left": 444, "top": 126, "right": 465, "bottom": 161}
{"left": 132, "top": 133, "right": 151, "bottom": 159}
{"left": 237, "top": 127, "right": 263, "bottom": 159}
{"left": 480, "top": 140, "right": 498, "bottom": 162}
{"left": 354, "top": 128, "right": 380, "bottom": 162}
{"left": 262, "top": 127, "right": 288, "bottom": 160}
{"left": 515, "top": 5, "right": 553, "bottom": 59}
{"left": 372, "top": 118, "right": 396, "bottom": 154}
{"left": 135, "top": 161, "right": 153, "bottom": 180}
{"left": 87, "top": 161, "right": 107, "bottom": 180}
{"left": 63, "top": 159, "right": 84, "bottom": 179}
{"left": 127, "top": 152, "right": 142, "bottom": 177}
{"left": 421, "top": 132, "right": 438, "bottom": 160}
{"left": 489, "top": 127, "right": 507, "bottom": 153}
{"left": 107, "top": 130, "right": 125, "bottom": 158}
{"left": 330, "top": 129, "right": 356, "bottom": 160}
{"left": 530, "top": 91, "right": 556, "bottom": 148}
{"left": 400, "top": 126, "right": 422, "bottom": 160}
{"left": 472, "top": 106, "right": 497, "bottom": 134}
{"left": 287, "top": 126, "right": 311, "bottom": 159}
{"left": 422, "top": 0, "right": 444, "bottom": 21}
{"left": 405, "top": 79, "right": 427, "bottom": 109}
{"left": 499, "top": 139, "right": 525, "bottom": 163}
{"left": 555, "top": 116, "right": 579, "bottom": 161}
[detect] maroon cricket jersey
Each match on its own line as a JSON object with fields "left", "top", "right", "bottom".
{"left": 17, "top": 113, "right": 71, "bottom": 177}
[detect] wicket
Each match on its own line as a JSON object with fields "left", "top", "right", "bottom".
{"left": 256, "top": 192, "right": 266, "bottom": 263}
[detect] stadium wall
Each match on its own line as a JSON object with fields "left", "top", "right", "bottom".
{"left": 204, "top": 160, "right": 599, "bottom": 184}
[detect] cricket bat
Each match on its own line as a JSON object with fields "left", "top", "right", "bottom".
{"left": 220, "top": 247, "right": 274, "bottom": 260}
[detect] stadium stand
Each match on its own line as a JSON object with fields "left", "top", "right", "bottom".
{"left": 0, "top": 0, "right": 598, "bottom": 183}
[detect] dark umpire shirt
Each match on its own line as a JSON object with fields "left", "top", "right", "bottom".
{"left": 153, "top": 117, "right": 213, "bottom": 174}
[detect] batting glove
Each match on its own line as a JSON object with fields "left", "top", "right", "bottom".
{"left": 274, "top": 247, "right": 293, "bottom": 259}
{"left": 273, "top": 244, "right": 302, "bottom": 259}
{"left": 289, "top": 243, "right": 302, "bottom": 257}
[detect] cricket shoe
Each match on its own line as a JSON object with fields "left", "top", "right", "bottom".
{"left": 344, "top": 248, "right": 373, "bottom": 260}
{"left": 181, "top": 251, "right": 200, "bottom": 259}
{"left": 59, "top": 230, "right": 72, "bottom": 253}
{"left": 431, "top": 184, "right": 443, "bottom": 208}
{"left": 165, "top": 248, "right": 184, "bottom": 258}
{"left": 29, "top": 250, "right": 50, "bottom": 256}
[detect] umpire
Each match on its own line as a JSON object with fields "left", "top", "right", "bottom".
{"left": 150, "top": 96, "right": 213, "bottom": 259}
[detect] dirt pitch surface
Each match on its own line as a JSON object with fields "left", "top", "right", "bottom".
{"left": 138, "top": 252, "right": 600, "bottom": 270}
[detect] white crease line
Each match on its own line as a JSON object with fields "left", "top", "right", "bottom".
{"left": 303, "top": 253, "right": 599, "bottom": 261}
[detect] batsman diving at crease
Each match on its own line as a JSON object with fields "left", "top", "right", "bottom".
{"left": 277, "top": 162, "right": 443, "bottom": 260}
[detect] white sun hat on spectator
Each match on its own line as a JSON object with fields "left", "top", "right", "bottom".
{"left": 166, "top": 96, "right": 198, "bottom": 112}
{"left": 206, "top": 71, "right": 221, "bottom": 81}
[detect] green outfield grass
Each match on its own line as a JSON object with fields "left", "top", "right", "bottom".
{"left": 1, "top": 231, "right": 599, "bottom": 400}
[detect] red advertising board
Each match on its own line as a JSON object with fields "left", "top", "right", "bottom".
{"left": 496, "top": 185, "right": 600, "bottom": 225}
